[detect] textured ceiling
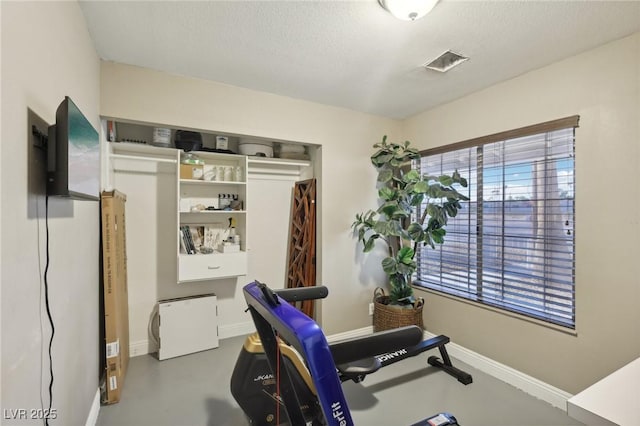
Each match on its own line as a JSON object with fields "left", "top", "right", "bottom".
{"left": 79, "top": 1, "right": 640, "bottom": 119}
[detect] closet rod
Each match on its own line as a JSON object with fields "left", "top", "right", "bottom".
{"left": 110, "top": 154, "right": 177, "bottom": 164}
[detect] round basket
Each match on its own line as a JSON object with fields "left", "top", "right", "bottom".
{"left": 373, "top": 287, "right": 424, "bottom": 332}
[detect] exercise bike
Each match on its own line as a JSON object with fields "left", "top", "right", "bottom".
{"left": 230, "top": 281, "right": 473, "bottom": 425}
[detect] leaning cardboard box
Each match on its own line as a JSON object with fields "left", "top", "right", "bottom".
{"left": 100, "top": 190, "right": 130, "bottom": 404}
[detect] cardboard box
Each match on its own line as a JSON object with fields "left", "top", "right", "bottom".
{"left": 100, "top": 190, "right": 130, "bottom": 404}
{"left": 180, "top": 164, "right": 203, "bottom": 180}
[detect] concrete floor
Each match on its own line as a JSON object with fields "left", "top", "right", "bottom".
{"left": 97, "top": 335, "right": 583, "bottom": 426}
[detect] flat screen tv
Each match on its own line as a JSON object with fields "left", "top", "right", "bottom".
{"left": 47, "top": 96, "right": 100, "bottom": 201}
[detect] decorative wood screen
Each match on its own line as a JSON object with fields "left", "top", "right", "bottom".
{"left": 286, "top": 179, "right": 317, "bottom": 317}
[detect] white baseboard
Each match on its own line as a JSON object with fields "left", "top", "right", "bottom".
{"left": 421, "top": 330, "right": 572, "bottom": 409}
{"left": 326, "top": 326, "right": 372, "bottom": 343}
{"left": 85, "top": 389, "right": 100, "bottom": 426}
{"left": 130, "top": 339, "right": 153, "bottom": 357}
{"left": 326, "top": 326, "right": 571, "bottom": 410}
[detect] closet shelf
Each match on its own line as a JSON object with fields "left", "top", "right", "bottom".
{"left": 180, "top": 179, "right": 246, "bottom": 186}
{"left": 180, "top": 210, "right": 247, "bottom": 215}
{"left": 247, "top": 157, "right": 311, "bottom": 177}
{"left": 247, "top": 157, "right": 311, "bottom": 167}
{"left": 111, "top": 154, "right": 177, "bottom": 164}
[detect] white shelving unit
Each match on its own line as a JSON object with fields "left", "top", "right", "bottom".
{"left": 177, "top": 151, "right": 249, "bottom": 283}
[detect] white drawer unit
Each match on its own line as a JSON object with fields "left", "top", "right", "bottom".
{"left": 178, "top": 251, "right": 247, "bottom": 282}
{"left": 158, "top": 294, "right": 218, "bottom": 360}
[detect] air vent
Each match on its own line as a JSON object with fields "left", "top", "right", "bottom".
{"left": 424, "top": 50, "right": 468, "bottom": 73}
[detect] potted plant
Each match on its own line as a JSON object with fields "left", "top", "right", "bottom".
{"left": 352, "top": 136, "right": 468, "bottom": 330}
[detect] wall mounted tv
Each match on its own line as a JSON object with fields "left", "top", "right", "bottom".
{"left": 47, "top": 96, "right": 100, "bottom": 201}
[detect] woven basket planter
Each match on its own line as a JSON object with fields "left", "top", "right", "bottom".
{"left": 372, "top": 287, "right": 424, "bottom": 332}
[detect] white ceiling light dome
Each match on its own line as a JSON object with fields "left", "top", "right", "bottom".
{"left": 378, "top": 0, "right": 439, "bottom": 21}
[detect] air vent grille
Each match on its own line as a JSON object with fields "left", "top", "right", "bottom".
{"left": 425, "top": 50, "right": 469, "bottom": 72}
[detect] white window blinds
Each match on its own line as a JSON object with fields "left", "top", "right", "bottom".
{"left": 415, "top": 118, "right": 577, "bottom": 328}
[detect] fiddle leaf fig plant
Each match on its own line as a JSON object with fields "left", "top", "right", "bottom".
{"left": 352, "top": 136, "right": 469, "bottom": 305}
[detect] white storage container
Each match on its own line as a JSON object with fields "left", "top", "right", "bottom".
{"left": 152, "top": 127, "right": 171, "bottom": 147}
{"left": 238, "top": 139, "right": 273, "bottom": 157}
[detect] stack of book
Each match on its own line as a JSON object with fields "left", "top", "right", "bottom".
{"left": 179, "top": 225, "right": 198, "bottom": 254}
{"left": 179, "top": 224, "right": 228, "bottom": 254}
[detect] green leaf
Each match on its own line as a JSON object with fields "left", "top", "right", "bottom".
{"left": 390, "top": 208, "right": 410, "bottom": 220}
{"left": 388, "top": 220, "right": 404, "bottom": 237}
{"left": 427, "top": 204, "right": 443, "bottom": 221}
{"left": 378, "top": 186, "right": 396, "bottom": 201}
{"left": 402, "top": 169, "right": 420, "bottom": 183}
{"left": 397, "top": 246, "right": 415, "bottom": 263}
{"left": 370, "top": 148, "right": 384, "bottom": 160}
{"left": 396, "top": 295, "right": 416, "bottom": 305}
{"left": 382, "top": 257, "right": 397, "bottom": 274}
{"left": 378, "top": 169, "right": 393, "bottom": 183}
{"left": 390, "top": 276, "right": 414, "bottom": 304}
{"left": 413, "top": 181, "right": 429, "bottom": 194}
{"left": 422, "top": 233, "right": 435, "bottom": 249}
{"left": 428, "top": 217, "right": 442, "bottom": 230}
{"left": 373, "top": 220, "right": 388, "bottom": 235}
{"left": 444, "top": 202, "right": 458, "bottom": 217}
{"left": 372, "top": 153, "right": 393, "bottom": 167}
{"left": 397, "top": 261, "right": 416, "bottom": 275}
{"left": 438, "top": 175, "right": 454, "bottom": 186}
{"left": 407, "top": 222, "right": 425, "bottom": 241}
{"left": 379, "top": 201, "right": 400, "bottom": 218}
{"left": 431, "top": 228, "right": 446, "bottom": 244}
{"left": 363, "top": 235, "right": 379, "bottom": 252}
{"left": 410, "top": 193, "right": 424, "bottom": 207}
{"left": 389, "top": 273, "right": 404, "bottom": 289}
{"left": 426, "top": 183, "right": 443, "bottom": 198}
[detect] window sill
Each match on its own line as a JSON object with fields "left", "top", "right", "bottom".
{"left": 412, "top": 284, "right": 578, "bottom": 336}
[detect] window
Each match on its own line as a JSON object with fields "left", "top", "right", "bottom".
{"left": 414, "top": 116, "right": 578, "bottom": 328}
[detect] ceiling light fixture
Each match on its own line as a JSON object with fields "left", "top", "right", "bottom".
{"left": 378, "top": 0, "right": 439, "bottom": 21}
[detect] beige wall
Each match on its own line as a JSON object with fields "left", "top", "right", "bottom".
{"left": 100, "top": 62, "right": 403, "bottom": 336}
{"left": 404, "top": 33, "right": 640, "bottom": 394}
{"left": 1, "top": 2, "right": 101, "bottom": 424}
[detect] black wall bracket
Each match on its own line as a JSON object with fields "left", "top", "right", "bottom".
{"left": 32, "top": 124, "right": 48, "bottom": 150}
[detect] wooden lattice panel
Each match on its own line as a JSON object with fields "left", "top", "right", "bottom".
{"left": 286, "top": 179, "right": 317, "bottom": 318}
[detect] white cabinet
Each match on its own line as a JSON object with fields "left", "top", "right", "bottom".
{"left": 177, "top": 151, "right": 248, "bottom": 283}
